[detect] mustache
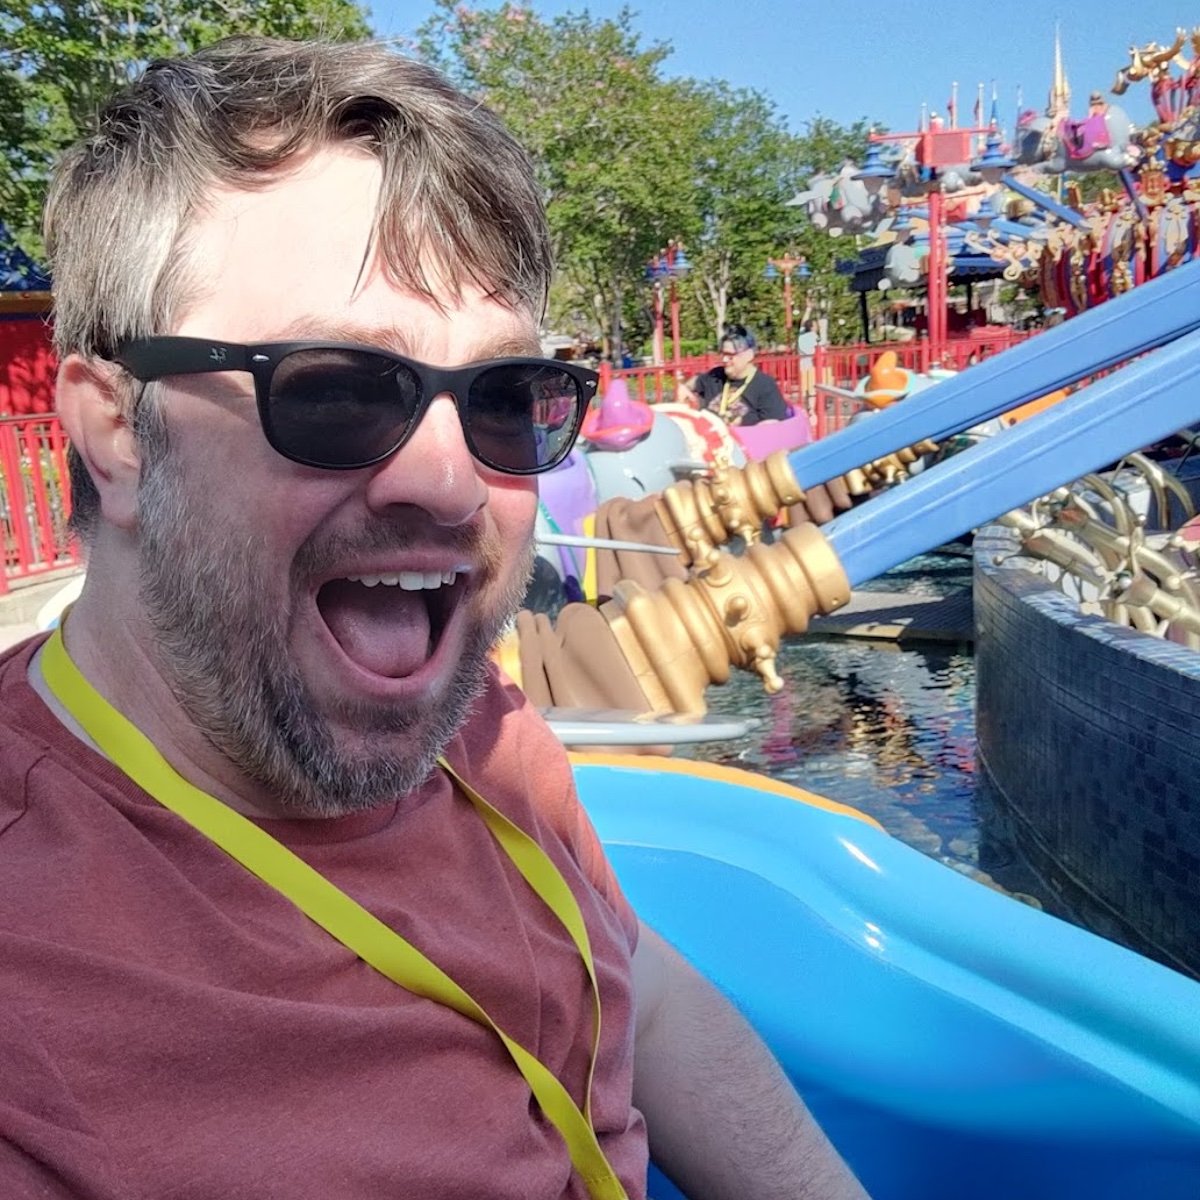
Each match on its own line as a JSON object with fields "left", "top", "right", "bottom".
{"left": 292, "top": 515, "right": 507, "bottom": 581}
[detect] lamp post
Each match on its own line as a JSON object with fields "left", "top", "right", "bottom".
{"left": 646, "top": 241, "right": 691, "bottom": 369}
{"left": 764, "top": 253, "right": 811, "bottom": 345}
{"left": 645, "top": 259, "right": 666, "bottom": 366}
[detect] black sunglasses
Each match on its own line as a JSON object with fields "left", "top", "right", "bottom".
{"left": 111, "top": 337, "right": 598, "bottom": 476}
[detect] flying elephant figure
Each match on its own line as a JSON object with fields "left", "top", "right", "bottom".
{"left": 1013, "top": 97, "right": 1139, "bottom": 173}
{"left": 787, "top": 162, "right": 888, "bottom": 237}
{"left": 880, "top": 241, "right": 923, "bottom": 290}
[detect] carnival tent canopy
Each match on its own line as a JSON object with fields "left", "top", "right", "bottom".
{"left": 0, "top": 223, "right": 50, "bottom": 293}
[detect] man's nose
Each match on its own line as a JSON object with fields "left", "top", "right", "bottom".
{"left": 362, "top": 393, "right": 488, "bottom": 525}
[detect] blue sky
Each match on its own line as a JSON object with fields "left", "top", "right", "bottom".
{"left": 373, "top": 0, "right": 1200, "bottom": 141}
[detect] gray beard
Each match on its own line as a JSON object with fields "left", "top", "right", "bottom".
{"left": 133, "top": 415, "right": 532, "bottom": 818}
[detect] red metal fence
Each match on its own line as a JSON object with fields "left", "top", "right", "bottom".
{"left": 0, "top": 414, "right": 80, "bottom": 593}
{"left": 609, "top": 328, "right": 1032, "bottom": 441}
{"left": 604, "top": 349, "right": 806, "bottom": 407}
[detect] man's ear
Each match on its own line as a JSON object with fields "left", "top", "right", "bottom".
{"left": 56, "top": 355, "right": 142, "bottom": 531}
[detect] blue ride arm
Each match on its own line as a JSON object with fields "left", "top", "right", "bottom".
{"left": 824, "top": 326, "right": 1200, "bottom": 587}
{"left": 788, "top": 258, "right": 1200, "bottom": 491}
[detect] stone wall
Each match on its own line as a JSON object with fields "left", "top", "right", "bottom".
{"left": 974, "top": 524, "right": 1200, "bottom": 978}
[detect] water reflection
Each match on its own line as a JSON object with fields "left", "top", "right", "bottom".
{"left": 678, "top": 549, "right": 1070, "bottom": 922}
{"left": 683, "top": 636, "right": 982, "bottom": 869}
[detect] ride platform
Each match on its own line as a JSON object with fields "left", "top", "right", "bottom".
{"left": 809, "top": 589, "right": 974, "bottom": 643}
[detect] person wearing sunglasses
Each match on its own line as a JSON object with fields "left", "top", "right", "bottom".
{"left": 677, "top": 325, "right": 789, "bottom": 427}
{"left": 0, "top": 37, "right": 868, "bottom": 1200}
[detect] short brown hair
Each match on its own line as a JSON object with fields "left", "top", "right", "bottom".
{"left": 45, "top": 36, "right": 554, "bottom": 538}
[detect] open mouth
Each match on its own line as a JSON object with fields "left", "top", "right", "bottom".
{"left": 315, "top": 568, "right": 465, "bottom": 679}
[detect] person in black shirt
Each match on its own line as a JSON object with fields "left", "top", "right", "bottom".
{"left": 677, "top": 324, "right": 788, "bottom": 426}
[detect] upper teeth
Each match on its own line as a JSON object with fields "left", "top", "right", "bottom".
{"left": 345, "top": 569, "right": 459, "bottom": 589}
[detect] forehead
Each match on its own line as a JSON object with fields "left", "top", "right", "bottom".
{"left": 175, "top": 146, "right": 537, "bottom": 358}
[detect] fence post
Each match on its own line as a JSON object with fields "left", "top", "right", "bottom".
{"left": 0, "top": 421, "right": 33, "bottom": 591}
{"left": 23, "top": 420, "right": 57, "bottom": 567}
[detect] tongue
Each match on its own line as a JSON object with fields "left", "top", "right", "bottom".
{"left": 318, "top": 579, "right": 433, "bottom": 678}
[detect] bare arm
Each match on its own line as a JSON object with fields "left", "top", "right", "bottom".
{"left": 675, "top": 373, "right": 703, "bottom": 405}
{"left": 631, "top": 922, "right": 870, "bottom": 1200}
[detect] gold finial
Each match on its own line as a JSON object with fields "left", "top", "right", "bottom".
{"left": 655, "top": 451, "right": 807, "bottom": 565}
{"left": 600, "top": 523, "right": 851, "bottom": 714}
{"left": 1050, "top": 24, "right": 1071, "bottom": 115}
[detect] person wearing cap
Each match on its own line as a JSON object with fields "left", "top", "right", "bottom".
{"left": 677, "top": 325, "right": 789, "bottom": 427}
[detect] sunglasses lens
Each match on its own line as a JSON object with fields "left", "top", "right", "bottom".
{"left": 466, "top": 363, "right": 582, "bottom": 473}
{"left": 265, "top": 349, "right": 420, "bottom": 468}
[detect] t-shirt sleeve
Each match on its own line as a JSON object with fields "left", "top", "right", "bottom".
{"left": 692, "top": 371, "right": 722, "bottom": 406}
{"left": 749, "top": 373, "right": 788, "bottom": 422}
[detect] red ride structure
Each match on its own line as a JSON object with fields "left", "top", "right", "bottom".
{"left": 857, "top": 122, "right": 996, "bottom": 367}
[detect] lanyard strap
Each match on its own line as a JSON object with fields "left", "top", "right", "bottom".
{"left": 718, "top": 366, "right": 756, "bottom": 421}
{"left": 40, "top": 628, "right": 627, "bottom": 1200}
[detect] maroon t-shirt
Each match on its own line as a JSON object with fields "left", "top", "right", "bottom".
{"left": 0, "top": 636, "right": 648, "bottom": 1199}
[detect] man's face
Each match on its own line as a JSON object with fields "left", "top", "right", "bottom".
{"left": 720, "top": 342, "right": 754, "bottom": 381}
{"left": 134, "top": 147, "right": 540, "bottom": 815}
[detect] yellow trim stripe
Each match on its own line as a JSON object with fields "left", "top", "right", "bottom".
{"left": 581, "top": 513, "right": 599, "bottom": 604}
{"left": 567, "top": 752, "right": 884, "bottom": 830}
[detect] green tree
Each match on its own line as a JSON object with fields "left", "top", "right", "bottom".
{"left": 794, "top": 114, "right": 875, "bottom": 177}
{"left": 682, "top": 111, "right": 879, "bottom": 348}
{"left": 681, "top": 82, "right": 808, "bottom": 347}
{"left": 415, "top": 3, "right": 885, "bottom": 355}
{"left": 418, "top": 1, "right": 708, "bottom": 359}
{"left": 0, "top": 0, "right": 371, "bottom": 255}
{"left": 787, "top": 115, "right": 877, "bottom": 345}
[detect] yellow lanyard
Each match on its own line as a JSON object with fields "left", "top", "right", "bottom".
{"left": 40, "top": 628, "right": 627, "bottom": 1200}
{"left": 718, "top": 365, "right": 756, "bottom": 421}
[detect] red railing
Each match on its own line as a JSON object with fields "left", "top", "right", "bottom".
{"left": 606, "top": 333, "right": 1034, "bottom": 443}
{"left": 0, "top": 414, "right": 80, "bottom": 593}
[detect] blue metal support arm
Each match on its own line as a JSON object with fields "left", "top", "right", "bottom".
{"left": 998, "top": 173, "right": 1091, "bottom": 230}
{"left": 825, "top": 326, "right": 1200, "bottom": 587}
{"left": 788, "top": 258, "right": 1200, "bottom": 491}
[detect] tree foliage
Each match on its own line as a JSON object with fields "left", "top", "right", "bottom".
{"left": 418, "top": 1, "right": 707, "bottom": 355}
{"left": 417, "top": 2, "right": 879, "bottom": 353}
{"left": 794, "top": 114, "right": 876, "bottom": 177}
{"left": 0, "top": 0, "right": 882, "bottom": 351}
{"left": 681, "top": 82, "right": 805, "bottom": 344}
{"left": 0, "top": 0, "right": 371, "bottom": 254}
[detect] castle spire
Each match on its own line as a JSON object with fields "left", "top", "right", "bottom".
{"left": 1049, "top": 24, "right": 1070, "bottom": 115}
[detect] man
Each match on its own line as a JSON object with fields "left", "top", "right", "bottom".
{"left": 677, "top": 325, "right": 789, "bottom": 426}
{"left": 0, "top": 38, "right": 868, "bottom": 1200}
{"left": 796, "top": 319, "right": 820, "bottom": 419}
